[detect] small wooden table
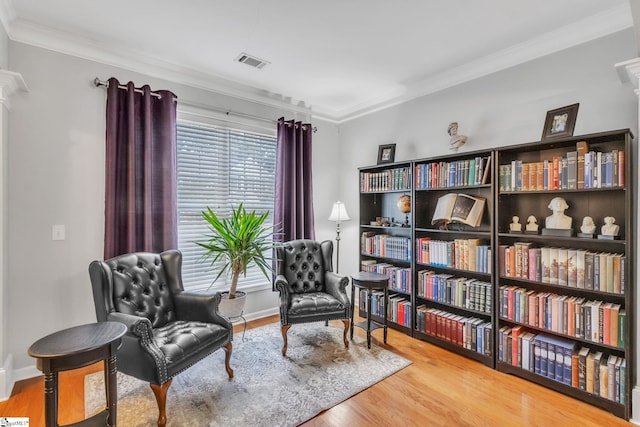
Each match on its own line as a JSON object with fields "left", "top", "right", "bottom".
{"left": 28, "top": 322, "right": 127, "bottom": 427}
{"left": 350, "top": 271, "right": 388, "bottom": 349}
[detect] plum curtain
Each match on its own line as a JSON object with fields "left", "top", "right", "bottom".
{"left": 274, "top": 117, "right": 315, "bottom": 243}
{"left": 103, "top": 77, "right": 178, "bottom": 259}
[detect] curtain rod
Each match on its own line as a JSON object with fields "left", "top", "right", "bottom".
{"left": 93, "top": 77, "right": 316, "bottom": 132}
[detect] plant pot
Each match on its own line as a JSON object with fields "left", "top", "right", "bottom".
{"left": 218, "top": 291, "right": 247, "bottom": 319}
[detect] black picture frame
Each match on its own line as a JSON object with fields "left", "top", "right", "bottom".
{"left": 377, "top": 143, "right": 396, "bottom": 165}
{"left": 541, "top": 103, "right": 579, "bottom": 140}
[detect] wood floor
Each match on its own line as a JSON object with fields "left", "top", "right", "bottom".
{"left": 0, "top": 315, "right": 634, "bottom": 426}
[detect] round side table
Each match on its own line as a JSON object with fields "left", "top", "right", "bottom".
{"left": 350, "top": 271, "right": 389, "bottom": 349}
{"left": 28, "top": 321, "right": 127, "bottom": 427}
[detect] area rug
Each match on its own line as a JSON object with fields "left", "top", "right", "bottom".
{"left": 85, "top": 322, "right": 411, "bottom": 426}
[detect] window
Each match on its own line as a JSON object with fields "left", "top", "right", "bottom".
{"left": 176, "top": 121, "right": 277, "bottom": 291}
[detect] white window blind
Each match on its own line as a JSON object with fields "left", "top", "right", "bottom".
{"left": 177, "top": 121, "right": 277, "bottom": 291}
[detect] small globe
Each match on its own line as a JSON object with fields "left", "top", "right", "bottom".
{"left": 397, "top": 194, "right": 411, "bottom": 214}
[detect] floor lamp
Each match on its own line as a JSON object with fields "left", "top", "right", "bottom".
{"left": 328, "top": 201, "right": 350, "bottom": 274}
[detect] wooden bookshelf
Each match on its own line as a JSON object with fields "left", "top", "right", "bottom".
{"left": 356, "top": 129, "right": 633, "bottom": 419}
{"left": 494, "top": 129, "right": 633, "bottom": 419}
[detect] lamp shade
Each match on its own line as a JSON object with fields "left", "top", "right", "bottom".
{"left": 328, "top": 201, "right": 351, "bottom": 222}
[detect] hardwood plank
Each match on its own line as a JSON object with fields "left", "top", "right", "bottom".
{"left": 0, "top": 315, "right": 633, "bottom": 426}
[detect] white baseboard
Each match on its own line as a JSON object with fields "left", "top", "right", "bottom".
{"left": 0, "top": 353, "right": 13, "bottom": 401}
{"left": 234, "top": 307, "right": 279, "bottom": 324}
{"left": 631, "top": 386, "right": 640, "bottom": 424}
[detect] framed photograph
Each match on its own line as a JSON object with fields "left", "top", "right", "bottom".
{"left": 377, "top": 143, "right": 396, "bottom": 165}
{"left": 541, "top": 103, "right": 579, "bottom": 140}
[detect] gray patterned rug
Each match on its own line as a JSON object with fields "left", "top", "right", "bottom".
{"left": 85, "top": 322, "right": 411, "bottom": 426}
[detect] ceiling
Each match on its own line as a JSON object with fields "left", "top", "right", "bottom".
{"left": 1, "top": 0, "right": 635, "bottom": 122}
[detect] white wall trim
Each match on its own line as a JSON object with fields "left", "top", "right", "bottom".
{"left": 0, "top": 69, "right": 27, "bottom": 109}
{"left": 617, "top": 56, "right": 640, "bottom": 425}
{"left": 0, "top": 353, "right": 12, "bottom": 401}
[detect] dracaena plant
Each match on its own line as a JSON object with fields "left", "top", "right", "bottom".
{"left": 197, "top": 203, "right": 278, "bottom": 299}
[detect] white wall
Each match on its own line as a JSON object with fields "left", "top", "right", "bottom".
{"left": 5, "top": 41, "right": 340, "bottom": 378}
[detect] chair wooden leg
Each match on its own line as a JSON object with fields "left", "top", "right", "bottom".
{"left": 342, "top": 319, "right": 350, "bottom": 348}
{"left": 150, "top": 379, "right": 172, "bottom": 427}
{"left": 281, "top": 324, "right": 291, "bottom": 356}
{"left": 223, "top": 342, "right": 234, "bottom": 378}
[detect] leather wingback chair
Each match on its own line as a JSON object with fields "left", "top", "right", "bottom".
{"left": 89, "top": 250, "right": 233, "bottom": 427}
{"left": 274, "top": 239, "right": 351, "bottom": 356}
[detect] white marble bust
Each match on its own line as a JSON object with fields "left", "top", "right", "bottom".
{"left": 580, "top": 216, "right": 596, "bottom": 234}
{"left": 509, "top": 215, "right": 522, "bottom": 232}
{"left": 525, "top": 215, "right": 538, "bottom": 232}
{"left": 545, "top": 197, "right": 572, "bottom": 229}
{"left": 601, "top": 216, "right": 619, "bottom": 236}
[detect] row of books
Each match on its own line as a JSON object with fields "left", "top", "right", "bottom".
{"left": 499, "top": 243, "right": 625, "bottom": 294}
{"left": 414, "top": 156, "right": 491, "bottom": 189}
{"left": 360, "top": 167, "right": 412, "bottom": 192}
{"left": 361, "top": 232, "right": 411, "bottom": 262}
{"left": 360, "top": 261, "right": 412, "bottom": 294}
{"left": 416, "top": 306, "right": 492, "bottom": 356}
{"left": 416, "top": 237, "right": 491, "bottom": 273}
{"left": 359, "top": 289, "right": 411, "bottom": 327}
{"left": 498, "top": 327, "right": 626, "bottom": 404}
{"left": 499, "top": 147, "right": 625, "bottom": 192}
{"left": 416, "top": 270, "right": 492, "bottom": 314}
{"left": 499, "top": 285, "right": 625, "bottom": 348}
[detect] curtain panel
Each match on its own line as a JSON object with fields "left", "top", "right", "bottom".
{"left": 103, "top": 77, "right": 178, "bottom": 259}
{"left": 274, "top": 117, "right": 315, "bottom": 243}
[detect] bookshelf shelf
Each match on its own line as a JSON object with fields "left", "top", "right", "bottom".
{"left": 356, "top": 129, "right": 632, "bottom": 419}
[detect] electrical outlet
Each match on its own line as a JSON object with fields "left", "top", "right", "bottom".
{"left": 52, "top": 224, "right": 65, "bottom": 241}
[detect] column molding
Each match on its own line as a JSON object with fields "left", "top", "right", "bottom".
{"left": 0, "top": 69, "right": 27, "bottom": 401}
{"left": 615, "top": 57, "right": 640, "bottom": 424}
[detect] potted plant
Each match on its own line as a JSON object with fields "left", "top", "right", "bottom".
{"left": 197, "top": 203, "right": 277, "bottom": 318}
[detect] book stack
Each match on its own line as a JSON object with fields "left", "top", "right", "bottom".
{"left": 498, "top": 144, "right": 624, "bottom": 192}
{"left": 360, "top": 261, "right": 411, "bottom": 294}
{"left": 417, "top": 270, "right": 491, "bottom": 314}
{"left": 361, "top": 233, "right": 412, "bottom": 261}
{"left": 498, "top": 328, "right": 626, "bottom": 403}
{"left": 415, "top": 156, "right": 491, "bottom": 189}
{"left": 416, "top": 306, "right": 492, "bottom": 356}
{"left": 360, "top": 289, "right": 411, "bottom": 327}
{"left": 499, "top": 244, "right": 625, "bottom": 294}
{"left": 360, "top": 166, "right": 412, "bottom": 192}
{"left": 499, "top": 285, "right": 625, "bottom": 348}
{"left": 416, "top": 237, "right": 491, "bottom": 273}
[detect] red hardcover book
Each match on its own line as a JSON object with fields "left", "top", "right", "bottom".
{"left": 511, "top": 325, "right": 523, "bottom": 367}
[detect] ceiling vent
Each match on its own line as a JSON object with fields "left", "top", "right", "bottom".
{"left": 235, "top": 52, "right": 269, "bottom": 69}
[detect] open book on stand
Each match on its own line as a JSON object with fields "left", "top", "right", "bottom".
{"left": 431, "top": 193, "right": 486, "bottom": 228}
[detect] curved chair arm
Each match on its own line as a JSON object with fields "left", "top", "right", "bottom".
{"left": 324, "top": 271, "right": 351, "bottom": 307}
{"left": 274, "top": 275, "right": 292, "bottom": 323}
{"left": 173, "top": 291, "right": 231, "bottom": 329}
{"left": 107, "top": 311, "right": 170, "bottom": 381}
{"left": 106, "top": 312, "right": 155, "bottom": 341}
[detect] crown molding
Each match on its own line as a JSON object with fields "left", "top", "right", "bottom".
{"left": 315, "top": 4, "right": 634, "bottom": 123}
{"left": 3, "top": 4, "right": 633, "bottom": 123}
{"left": 7, "top": 18, "right": 313, "bottom": 117}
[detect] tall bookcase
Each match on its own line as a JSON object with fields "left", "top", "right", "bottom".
{"left": 412, "top": 150, "right": 495, "bottom": 367}
{"left": 358, "top": 161, "right": 413, "bottom": 336}
{"left": 356, "top": 128, "right": 633, "bottom": 419}
{"left": 494, "top": 129, "right": 633, "bottom": 419}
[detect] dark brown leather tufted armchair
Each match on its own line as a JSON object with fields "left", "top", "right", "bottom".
{"left": 274, "top": 239, "right": 351, "bottom": 356}
{"left": 89, "top": 250, "right": 233, "bottom": 427}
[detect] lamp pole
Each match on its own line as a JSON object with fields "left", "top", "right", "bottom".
{"left": 328, "top": 201, "right": 350, "bottom": 274}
